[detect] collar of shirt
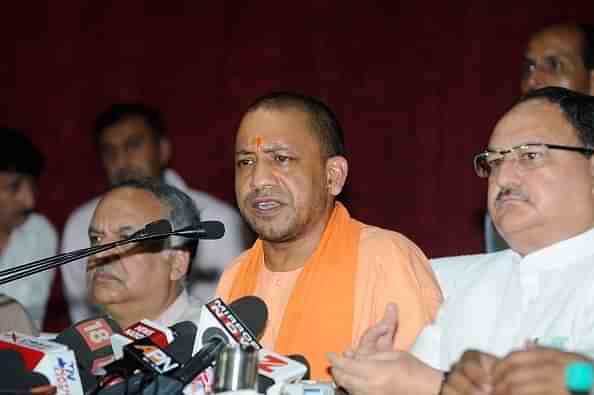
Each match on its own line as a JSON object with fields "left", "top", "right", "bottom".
{"left": 155, "top": 289, "right": 191, "bottom": 327}
{"left": 511, "top": 227, "right": 594, "bottom": 272}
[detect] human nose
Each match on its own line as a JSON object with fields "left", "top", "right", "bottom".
{"left": 249, "top": 159, "right": 277, "bottom": 190}
{"left": 491, "top": 153, "right": 522, "bottom": 187}
{"left": 16, "top": 180, "right": 35, "bottom": 210}
{"left": 522, "top": 68, "right": 548, "bottom": 93}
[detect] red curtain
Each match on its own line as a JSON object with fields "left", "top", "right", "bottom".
{"left": 1, "top": 1, "right": 593, "bottom": 330}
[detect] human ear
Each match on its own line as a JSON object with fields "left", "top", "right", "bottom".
{"left": 169, "top": 249, "right": 190, "bottom": 281}
{"left": 325, "top": 156, "right": 348, "bottom": 197}
{"left": 159, "top": 137, "right": 172, "bottom": 166}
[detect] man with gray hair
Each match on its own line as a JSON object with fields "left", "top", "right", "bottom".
{"left": 87, "top": 178, "right": 201, "bottom": 328}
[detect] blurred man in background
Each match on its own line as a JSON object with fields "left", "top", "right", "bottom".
{"left": 0, "top": 128, "right": 57, "bottom": 327}
{"left": 61, "top": 103, "right": 252, "bottom": 323}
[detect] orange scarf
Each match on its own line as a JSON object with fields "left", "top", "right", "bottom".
{"left": 227, "top": 202, "right": 362, "bottom": 379}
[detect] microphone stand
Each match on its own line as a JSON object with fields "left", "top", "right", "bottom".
{"left": 0, "top": 221, "right": 201, "bottom": 286}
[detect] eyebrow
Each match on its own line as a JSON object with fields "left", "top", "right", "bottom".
{"left": 236, "top": 143, "right": 291, "bottom": 155}
{"left": 88, "top": 225, "right": 137, "bottom": 236}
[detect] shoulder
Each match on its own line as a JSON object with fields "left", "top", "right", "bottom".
{"left": 220, "top": 249, "right": 253, "bottom": 276}
{"left": 15, "top": 213, "right": 58, "bottom": 255}
{"left": 24, "top": 213, "right": 57, "bottom": 236}
{"left": 431, "top": 251, "right": 507, "bottom": 299}
{"left": 358, "top": 222, "right": 428, "bottom": 263}
{"left": 215, "top": 248, "right": 254, "bottom": 299}
{"left": 63, "top": 197, "right": 101, "bottom": 229}
{"left": 186, "top": 189, "right": 240, "bottom": 219}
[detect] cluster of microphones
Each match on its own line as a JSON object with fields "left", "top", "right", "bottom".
{"left": 0, "top": 295, "right": 318, "bottom": 395}
{"left": 0, "top": 219, "right": 335, "bottom": 395}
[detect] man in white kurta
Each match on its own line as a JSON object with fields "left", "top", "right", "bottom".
{"left": 329, "top": 87, "right": 594, "bottom": 395}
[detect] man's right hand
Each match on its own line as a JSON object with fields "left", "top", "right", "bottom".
{"left": 353, "top": 303, "right": 399, "bottom": 357}
{"left": 442, "top": 350, "right": 499, "bottom": 395}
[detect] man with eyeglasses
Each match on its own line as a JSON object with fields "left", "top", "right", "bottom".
{"left": 485, "top": 23, "right": 594, "bottom": 252}
{"left": 329, "top": 87, "right": 594, "bottom": 395}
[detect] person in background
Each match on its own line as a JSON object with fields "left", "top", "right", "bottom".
{"left": 61, "top": 103, "right": 252, "bottom": 323}
{"left": 0, "top": 127, "right": 57, "bottom": 327}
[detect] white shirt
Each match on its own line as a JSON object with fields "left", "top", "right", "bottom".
{"left": 414, "top": 227, "right": 594, "bottom": 371}
{"left": 155, "top": 290, "right": 202, "bottom": 328}
{"left": 60, "top": 169, "right": 252, "bottom": 323}
{"left": 0, "top": 213, "right": 58, "bottom": 326}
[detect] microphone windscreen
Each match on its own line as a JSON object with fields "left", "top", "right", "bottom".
{"left": 229, "top": 296, "right": 268, "bottom": 339}
{"left": 165, "top": 321, "right": 198, "bottom": 364}
{"left": 54, "top": 316, "right": 122, "bottom": 370}
{"left": 146, "top": 219, "right": 173, "bottom": 235}
{"left": 1, "top": 348, "right": 26, "bottom": 374}
{"left": 200, "top": 221, "right": 225, "bottom": 240}
{"left": 287, "top": 354, "right": 310, "bottom": 380}
{"left": 0, "top": 349, "right": 50, "bottom": 390}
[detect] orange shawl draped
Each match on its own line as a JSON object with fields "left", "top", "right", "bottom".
{"left": 227, "top": 202, "right": 362, "bottom": 379}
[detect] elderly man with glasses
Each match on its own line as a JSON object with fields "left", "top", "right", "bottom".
{"left": 328, "top": 87, "right": 594, "bottom": 395}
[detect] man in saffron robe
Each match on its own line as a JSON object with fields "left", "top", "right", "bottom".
{"left": 216, "top": 91, "right": 442, "bottom": 379}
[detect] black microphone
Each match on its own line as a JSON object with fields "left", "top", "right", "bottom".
{"left": 97, "top": 297, "right": 268, "bottom": 394}
{"left": 0, "top": 349, "right": 52, "bottom": 394}
{"left": 54, "top": 316, "right": 122, "bottom": 392}
{"left": 0, "top": 218, "right": 225, "bottom": 285}
{"left": 172, "top": 296, "right": 268, "bottom": 386}
{"left": 130, "top": 219, "right": 226, "bottom": 242}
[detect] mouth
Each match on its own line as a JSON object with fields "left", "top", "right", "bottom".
{"left": 91, "top": 270, "right": 121, "bottom": 284}
{"left": 250, "top": 198, "right": 284, "bottom": 215}
{"left": 495, "top": 196, "right": 528, "bottom": 209}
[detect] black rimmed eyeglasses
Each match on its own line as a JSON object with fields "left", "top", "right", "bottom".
{"left": 473, "top": 143, "right": 594, "bottom": 178}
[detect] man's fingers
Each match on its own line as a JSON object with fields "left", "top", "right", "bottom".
{"left": 327, "top": 352, "right": 367, "bottom": 380}
{"left": 327, "top": 352, "right": 370, "bottom": 394}
{"left": 443, "top": 369, "right": 487, "bottom": 395}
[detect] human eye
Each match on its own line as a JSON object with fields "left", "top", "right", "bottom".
{"left": 89, "top": 234, "right": 101, "bottom": 246}
{"left": 519, "top": 145, "right": 546, "bottom": 162}
{"left": 543, "top": 56, "right": 562, "bottom": 73}
{"left": 274, "top": 154, "right": 291, "bottom": 164}
{"left": 236, "top": 157, "right": 254, "bottom": 168}
{"left": 521, "top": 58, "right": 536, "bottom": 79}
{"left": 126, "top": 135, "right": 144, "bottom": 151}
{"left": 486, "top": 156, "right": 504, "bottom": 169}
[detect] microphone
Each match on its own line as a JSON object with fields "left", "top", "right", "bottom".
{"left": 0, "top": 218, "right": 225, "bottom": 285}
{"left": 0, "top": 349, "right": 52, "bottom": 394}
{"left": 126, "top": 219, "right": 226, "bottom": 242}
{"left": 257, "top": 351, "right": 309, "bottom": 392}
{"left": 97, "top": 296, "right": 267, "bottom": 394}
{"left": 174, "top": 296, "right": 268, "bottom": 387}
{"left": 0, "top": 333, "right": 84, "bottom": 395}
{"left": 54, "top": 316, "right": 122, "bottom": 373}
{"left": 53, "top": 316, "right": 122, "bottom": 393}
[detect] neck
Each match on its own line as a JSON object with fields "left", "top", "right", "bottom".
{"left": 104, "top": 286, "right": 180, "bottom": 329}
{"left": 0, "top": 227, "right": 11, "bottom": 254}
{"left": 507, "top": 223, "right": 594, "bottom": 257}
{"left": 262, "top": 205, "right": 334, "bottom": 272}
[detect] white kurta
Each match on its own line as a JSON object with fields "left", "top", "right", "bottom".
{"left": 0, "top": 213, "right": 58, "bottom": 326}
{"left": 415, "top": 227, "right": 594, "bottom": 370}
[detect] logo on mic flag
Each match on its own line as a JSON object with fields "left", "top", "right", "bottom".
{"left": 258, "top": 354, "right": 288, "bottom": 374}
